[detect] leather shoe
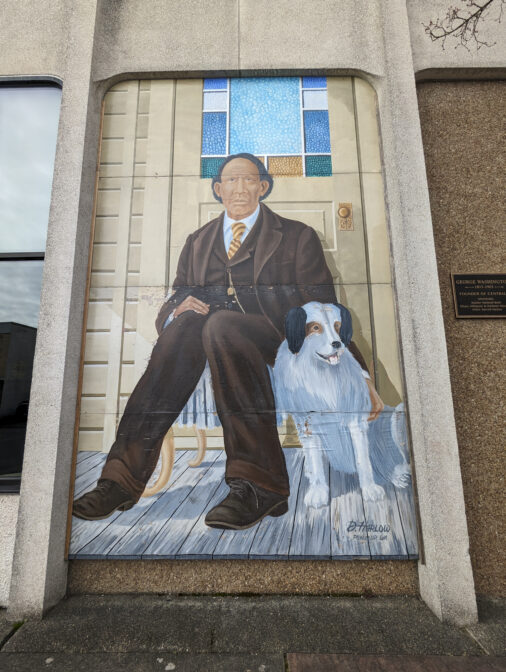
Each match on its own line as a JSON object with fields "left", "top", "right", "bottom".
{"left": 72, "top": 479, "right": 135, "bottom": 520}
{"left": 205, "top": 478, "right": 288, "bottom": 530}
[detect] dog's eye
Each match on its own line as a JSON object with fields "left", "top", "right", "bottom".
{"left": 334, "top": 321, "right": 341, "bottom": 333}
{"left": 306, "top": 321, "right": 323, "bottom": 335}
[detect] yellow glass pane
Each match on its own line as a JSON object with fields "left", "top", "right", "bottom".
{"left": 267, "top": 155, "right": 303, "bottom": 177}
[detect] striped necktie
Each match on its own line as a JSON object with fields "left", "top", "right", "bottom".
{"left": 227, "top": 221, "right": 246, "bottom": 259}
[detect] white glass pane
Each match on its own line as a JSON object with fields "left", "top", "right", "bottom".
{"left": 303, "top": 89, "right": 328, "bottom": 110}
{"left": 203, "top": 91, "right": 228, "bottom": 111}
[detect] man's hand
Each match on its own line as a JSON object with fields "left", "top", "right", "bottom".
{"left": 366, "top": 378, "right": 384, "bottom": 422}
{"left": 173, "top": 295, "right": 209, "bottom": 318}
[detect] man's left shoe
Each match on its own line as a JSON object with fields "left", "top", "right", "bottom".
{"left": 205, "top": 478, "right": 288, "bottom": 530}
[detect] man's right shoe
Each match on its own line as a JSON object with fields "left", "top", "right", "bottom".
{"left": 205, "top": 478, "right": 288, "bottom": 530}
{"left": 72, "top": 479, "right": 135, "bottom": 520}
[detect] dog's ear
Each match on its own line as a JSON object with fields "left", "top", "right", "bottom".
{"left": 335, "top": 302, "right": 353, "bottom": 346}
{"left": 285, "top": 306, "right": 307, "bottom": 354}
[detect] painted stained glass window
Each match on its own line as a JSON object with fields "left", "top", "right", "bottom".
{"left": 201, "top": 77, "right": 332, "bottom": 178}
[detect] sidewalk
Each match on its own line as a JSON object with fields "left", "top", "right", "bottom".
{"left": 1, "top": 595, "right": 504, "bottom": 671}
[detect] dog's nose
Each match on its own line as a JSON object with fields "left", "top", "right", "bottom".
{"left": 331, "top": 341, "right": 342, "bottom": 349}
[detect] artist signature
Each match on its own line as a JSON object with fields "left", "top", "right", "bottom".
{"left": 346, "top": 520, "right": 391, "bottom": 534}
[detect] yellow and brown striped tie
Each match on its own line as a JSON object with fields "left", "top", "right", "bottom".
{"left": 227, "top": 221, "right": 246, "bottom": 259}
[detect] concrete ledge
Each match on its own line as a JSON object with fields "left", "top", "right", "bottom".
{"left": 3, "top": 595, "right": 482, "bottom": 656}
{"left": 68, "top": 559, "right": 418, "bottom": 595}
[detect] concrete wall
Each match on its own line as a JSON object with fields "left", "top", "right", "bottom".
{"left": 0, "top": 496, "right": 19, "bottom": 606}
{"left": 1, "top": 0, "right": 504, "bottom": 624}
{"left": 418, "top": 80, "right": 506, "bottom": 597}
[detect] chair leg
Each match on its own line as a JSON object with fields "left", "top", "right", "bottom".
{"left": 141, "top": 428, "right": 175, "bottom": 497}
{"left": 188, "top": 428, "right": 207, "bottom": 467}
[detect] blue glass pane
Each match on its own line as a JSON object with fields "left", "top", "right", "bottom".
{"left": 302, "top": 76, "right": 327, "bottom": 89}
{"left": 204, "top": 78, "right": 228, "bottom": 90}
{"left": 229, "top": 77, "right": 302, "bottom": 155}
{"left": 201, "top": 157, "right": 225, "bottom": 179}
{"left": 202, "top": 112, "right": 227, "bottom": 155}
{"left": 305, "top": 155, "right": 332, "bottom": 177}
{"left": 303, "top": 110, "right": 331, "bottom": 153}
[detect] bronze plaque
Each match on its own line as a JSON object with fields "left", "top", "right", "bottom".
{"left": 451, "top": 273, "right": 506, "bottom": 318}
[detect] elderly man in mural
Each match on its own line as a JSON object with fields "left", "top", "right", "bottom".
{"left": 73, "top": 153, "right": 383, "bottom": 529}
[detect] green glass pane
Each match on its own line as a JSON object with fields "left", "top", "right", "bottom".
{"left": 201, "top": 157, "right": 225, "bottom": 179}
{"left": 305, "top": 155, "right": 332, "bottom": 177}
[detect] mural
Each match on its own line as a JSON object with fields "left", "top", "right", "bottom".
{"left": 69, "top": 77, "right": 418, "bottom": 560}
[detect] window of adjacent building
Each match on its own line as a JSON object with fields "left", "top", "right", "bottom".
{"left": 0, "top": 82, "right": 61, "bottom": 492}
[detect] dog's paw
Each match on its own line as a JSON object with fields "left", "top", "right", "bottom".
{"left": 362, "top": 483, "right": 385, "bottom": 501}
{"left": 391, "top": 463, "right": 411, "bottom": 488}
{"left": 304, "top": 485, "right": 329, "bottom": 509}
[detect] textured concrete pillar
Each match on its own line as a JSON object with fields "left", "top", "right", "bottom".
{"left": 8, "top": 0, "right": 101, "bottom": 619}
{"left": 375, "top": 0, "right": 477, "bottom": 625}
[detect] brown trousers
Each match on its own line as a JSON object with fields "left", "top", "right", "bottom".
{"left": 100, "top": 310, "right": 289, "bottom": 500}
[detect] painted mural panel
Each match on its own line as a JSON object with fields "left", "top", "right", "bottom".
{"left": 69, "top": 77, "right": 418, "bottom": 560}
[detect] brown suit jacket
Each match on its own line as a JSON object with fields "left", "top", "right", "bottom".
{"left": 155, "top": 203, "right": 336, "bottom": 335}
{"left": 155, "top": 203, "right": 369, "bottom": 372}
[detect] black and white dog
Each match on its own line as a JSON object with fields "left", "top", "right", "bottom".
{"left": 271, "top": 301, "right": 411, "bottom": 509}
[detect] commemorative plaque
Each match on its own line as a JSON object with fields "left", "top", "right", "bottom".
{"left": 451, "top": 273, "right": 506, "bottom": 318}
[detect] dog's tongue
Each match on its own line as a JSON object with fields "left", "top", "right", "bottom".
{"left": 329, "top": 354, "right": 338, "bottom": 365}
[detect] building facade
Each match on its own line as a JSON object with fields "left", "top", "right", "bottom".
{"left": 0, "top": 0, "right": 504, "bottom": 625}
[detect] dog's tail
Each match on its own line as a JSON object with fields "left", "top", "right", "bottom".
{"left": 141, "top": 429, "right": 175, "bottom": 497}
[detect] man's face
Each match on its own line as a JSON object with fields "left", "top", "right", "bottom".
{"left": 213, "top": 158, "right": 269, "bottom": 220}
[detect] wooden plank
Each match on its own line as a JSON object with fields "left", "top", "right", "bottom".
{"left": 69, "top": 510, "right": 122, "bottom": 558}
{"left": 176, "top": 474, "right": 228, "bottom": 559}
{"left": 77, "top": 430, "right": 104, "bottom": 452}
{"left": 144, "top": 452, "right": 225, "bottom": 558}
{"left": 395, "top": 485, "right": 419, "bottom": 559}
{"left": 85, "top": 301, "right": 112, "bottom": 331}
{"left": 75, "top": 451, "right": 188, "bottom": 559}
{"left": 80, "top": 396, "right": 106, "bottom": 422}
{"left": 76, "top": 451, "right": 98, "bottom": 465}
{"left": 70, "top": 452, "right": 188, "bottom": 558}
{"left": 73, "top": 453, "right": 107, "bottom": 497}
{"left": 249, "top": 450, "right": 303, "bottom": 559}
{"left": 70, "top": 452, "right": 120, "bottom": 557}
{"left": 289, "top": 457, "right": 331, "bottom": 560}
{"left": 361, "top": 483, "right": 409, "bottom": 559}
{"left": 212, "top": 507, "right": 260, "bottom": 560}
{"left": 101, "top": 178, "right": 135, "bottom": 450}
{"left": 111, "top": 452, "right": 220, "bottom": 559}
{"left": 330, "top": 470, "right": 370, "bottom": 559}
{"left": 81, "top": 364, "right": 108, "bottom": 395}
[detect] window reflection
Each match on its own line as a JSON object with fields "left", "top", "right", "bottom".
{"left": 0, "top": 262, "right": 43, "bottom": 487}
{"left": 0, "top": 83, "right": 61, "bottom": 490}
{"left": 0, "top": 85, "right": 60, "bottom": 253}
{"left": 0, "top": 261, "right": 43, "bottom": 328}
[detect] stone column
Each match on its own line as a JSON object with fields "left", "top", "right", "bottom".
{"left": 374, "top": 0, "right": 477, "bottom": 625}
{"left": 8, "top": 0, "right": 101, "bottom": 619}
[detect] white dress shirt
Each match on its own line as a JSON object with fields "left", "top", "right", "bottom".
{"left": 222, "top": 204, "right": 260, "bottom": 253}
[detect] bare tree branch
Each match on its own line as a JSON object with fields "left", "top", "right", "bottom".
{"left": 423, "top": 0, "right": 505, "bottom": 50}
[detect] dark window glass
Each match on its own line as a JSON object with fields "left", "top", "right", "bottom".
{"left": 0, "top": 83, "right": 61, "bottom": 491}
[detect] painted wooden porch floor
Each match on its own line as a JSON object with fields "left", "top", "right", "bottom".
{"left": 69, "top": 449, "right": 418, "bottom": 560}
